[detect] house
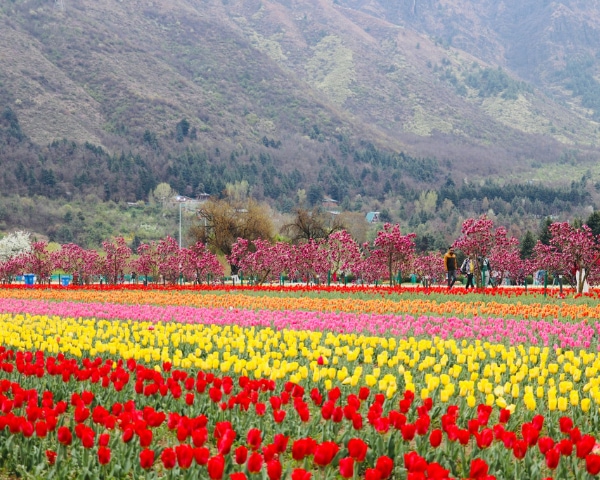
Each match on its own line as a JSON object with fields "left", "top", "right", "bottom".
{"left": 366, "top": 212, "right": 380, "bottom": 223}
{"left": 322, "top": 197, "right": 338, "bottom": 209}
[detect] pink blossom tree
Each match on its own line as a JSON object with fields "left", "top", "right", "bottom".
{"left": 99, "top": 237, "right": 132, "bottom": 284}
{"left": 412, "top": 252, "right": 446, "bottom": 287}
{"left": 181, "top": 242, "right": 224, "bottom": 284}
{"left": 487, "top": 227, "right": 521, "bottom": 286}
{"left": 0, "top": 257, "right": 24, "bottom": 284}
{"left": 289, "top": 239, "right": 329, "bottom": 284}
{"left": 533, "top": 222, "right": 600, "bottom": 293}
{"left": 228, "top": 238, "right": 290, "bottom": 285}
{"left": 156, "top": 236, "right": 181, "bottom": 284}
{"left": 53, "top": 243, "right": 99, "bottom": 284}
{"left": 454, "top": 215, "right": 500, "bottom": 286}
{"left": 129, "top": 242, "right": 160, "bottom": 284}
{"left": 18, "top": 241, "right": 54, "bottom": 284}
{"left": 368, "top": 223, "right": 416, "bottom": 286}
{"left": 325, "top": 230, "right": 362, "bottom": 280}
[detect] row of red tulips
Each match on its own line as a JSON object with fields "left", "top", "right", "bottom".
{"left": 0, "top": 347, "right": 598, "bottom": 478}
{"left": 1, "top": 282, "right": 583, "bottom": 298}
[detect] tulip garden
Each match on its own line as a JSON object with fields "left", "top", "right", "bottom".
{"left": 0, "top": 283, "right": 599, "bottom": 480}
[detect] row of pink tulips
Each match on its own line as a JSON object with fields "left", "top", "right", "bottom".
{"left": 0, "top": 298, "right": 596, "bottom": 349}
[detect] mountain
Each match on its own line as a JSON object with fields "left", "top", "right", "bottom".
{"left": 0, "top": 0, "right": 599, "bottom": 245}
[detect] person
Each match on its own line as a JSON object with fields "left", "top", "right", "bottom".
{"left": 444, "top": 247, "right": 458, "bottom": 289}
{"left": 461, "top": 257, "right": 475, "bottom": 289}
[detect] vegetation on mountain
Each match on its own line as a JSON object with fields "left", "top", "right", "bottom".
{"left": 1, "top": 0, "right": 600, "bottom": 247}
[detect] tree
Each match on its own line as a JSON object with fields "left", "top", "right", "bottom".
{"left": 18, "top": 241, "right": 53, "bottom": 284}
{"left": 281, "top": 208, "right": 344, "bottom": 244}
{"left": 289, "top": 239, "right": 330, "bottom": 284}
{"left": 538, "top": 217, "right": 553, "bottom": 245}
{"left": 453, "top": 215, "right": 496, "bottom": 286}
{"left": 585, "top": 211, "right": 600, "bottom": 237}
{"left": 368, "top": 223, "right": 416, "bottom": 286}
{"left": 533, "top": 222, "right": 600, "bottom": 293}
{"left": 156, "top": 236, "right": 181, "bottom": 284}
{"left": 412, "top": 252, "right": 446, "bottom": 286}
{"left": 99, "top": 237, "right": 132, "bottom": 284}
{"left": 153, "top": 183, "right": 173, "bottom": 207}
{"left": 520, "top": 230, "right": 536, "bottom": 259}
{"left": 180, "top": 242, "right": 224, "bottom": 284}
{"left": 326, "top": 230, "right": 362, "bottom": 277}
{"left": 190, "top": 198, "right": 274, "bottom": 272}
{"left": 228, "top": 238, "right": 289, "bottom": 285}
{"left": 0, "top": 231, "right": 31, "bottom": 262}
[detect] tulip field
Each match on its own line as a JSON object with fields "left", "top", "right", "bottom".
{"left": 1, "top": 284, "right": 600, "bottom": 479}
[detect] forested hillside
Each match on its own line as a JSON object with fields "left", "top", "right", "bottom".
{"left": 1, "top": 0, "right": 600, "bottom": 247}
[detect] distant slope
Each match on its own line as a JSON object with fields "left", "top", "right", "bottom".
{"left": 0, "top": 0, "right": 599, "bottom": 209}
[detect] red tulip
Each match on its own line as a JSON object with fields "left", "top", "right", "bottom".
{"left": 513, "top": 440, "right": 528, "bottom": 460}
{"left": 522, "top": 423, "right": 539, "bottom": 446}
{"left": 476, "top": 428, "right": 494, "bottom": 449}
{"left": 247, "top": 452, "right": 263, "bottom": 474}
{"left": 122, "top": 426, "right": 134, "bottom": 443}
{"left": 559, "top": 417, "right": 573, "bottom": 434}
{"left": 194, "top": 447, "right": 210, "bottom": 465}
{"left": 365, "top": 468, "right": 382, "bottom": 480}
{"left": 98, "top": 446, "right": 111, "bottom": 465}
{"left": 499, "top": 408, "right": 511, "bottom": 423}
{"left": 469, "top": 458, "right": 489, "bottom": 479}
{"left": 273, "top": 433, "right": 289, "bottom": 453}
{"left": 45, "top": 450, "right": 57, "bottom": 465}
{"left": 247, "top": 428, "right": 262, "bottom": 450}
{"left": 313, "top": 441, "right": 339, "bottom": 467}
{"left": 347, "top": 438, "right": 368, "bottom": 462}
{"left": 98, "top": 433, "right": 110, "bottom": 447}
{"left": 266, "top": 459, "right": 282, "bottom": 480}
{"left": 81, "top": 429, "right": 95, "bottom": 449}
{"left": 429, "top": 429, "right": 443, "bottom": 447}
{"left": 545, "top": 448, "right": 560, "bottom": 470}
{"left": 207, "top": 455, "right": 225, "bottom": 480}
{"left": 404, "top": 452, "right": 426, "bottom": 473}
{"left": 576, "top": 435, "right": 596, "bottom": 459}
{"left": 538, "top": 436, "right": 555, "bottom": 455}
{"left": 176, "top": 444, "right": 194, "bottom": 469}
{"left": 139, "top": 449, "right": 155, "bottom": 469}
{"left": 230, "top": 473, "right": 248, "bottom": 480}
{"left": 558, "top": 438, "right": 573, "bottom": 456}
{"left": 401, "top": 423, "right": 416, "bottom": 441}
{"left": 57, "top": 426, "right": 72, "bottom": 446}
{"left": 21, "top": 421, "right": 34, "bottom": 438}
{"left": 427, "top": 462, "right": 450, "bottom": 478}
{"left": 273, "top": 409, "right": 286, "bottom": 423}
{"left": 352, "top": 413, "right": 363, "bottom": 430}
{"left": 161, "top": 447, "right": 177, "bottom": 470}
{"left": 339, "top": 457, "right": 355, "bottom": 478}
{"left": 35, "top": 421, "right": 48, "bottom": 438}
{"left": 587, "top": 454, "right": 600, "bottom": 475}
{"left": 375, "top": 456, "right": 394, "bottom": 479}
{"left": 139, "top": 428, "right": 153, "bottom": 448}
{"left": 291, "top": 469, "right": 312, "bottom": 480}
{"left": 192, "top": 428, "right": 208, "bottom": 447}
{"left": 292, "top": 438, "right": 316, "bottom": 461}
{"left": 235, "top": 445, "right": 248, "bottom": 465}
{"left": 358, "top": 387, "right": 370, "bottom": 400}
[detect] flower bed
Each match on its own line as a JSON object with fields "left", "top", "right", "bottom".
{"left": 0, "top": 286, "right": 598, "bottom": 479}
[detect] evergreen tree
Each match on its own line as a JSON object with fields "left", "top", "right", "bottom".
{"left": 585, "top": 211, "right": 600, "bottom": 236}
{"left": 538, "top": 217, "right": 553, "bottom": 245}
{"left": 520, "top": 230, "right": 536, "bottom": 259}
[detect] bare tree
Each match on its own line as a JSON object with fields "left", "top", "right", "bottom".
{"left": 189, "top": 198, "right": 274, "bottom": 270}
{"left": 281, "top": 207, "right": 344, "bottom": 244}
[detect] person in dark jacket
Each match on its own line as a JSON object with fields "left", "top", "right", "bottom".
{"left": 444, "top": 247, "right": 458, "bottom": 289}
